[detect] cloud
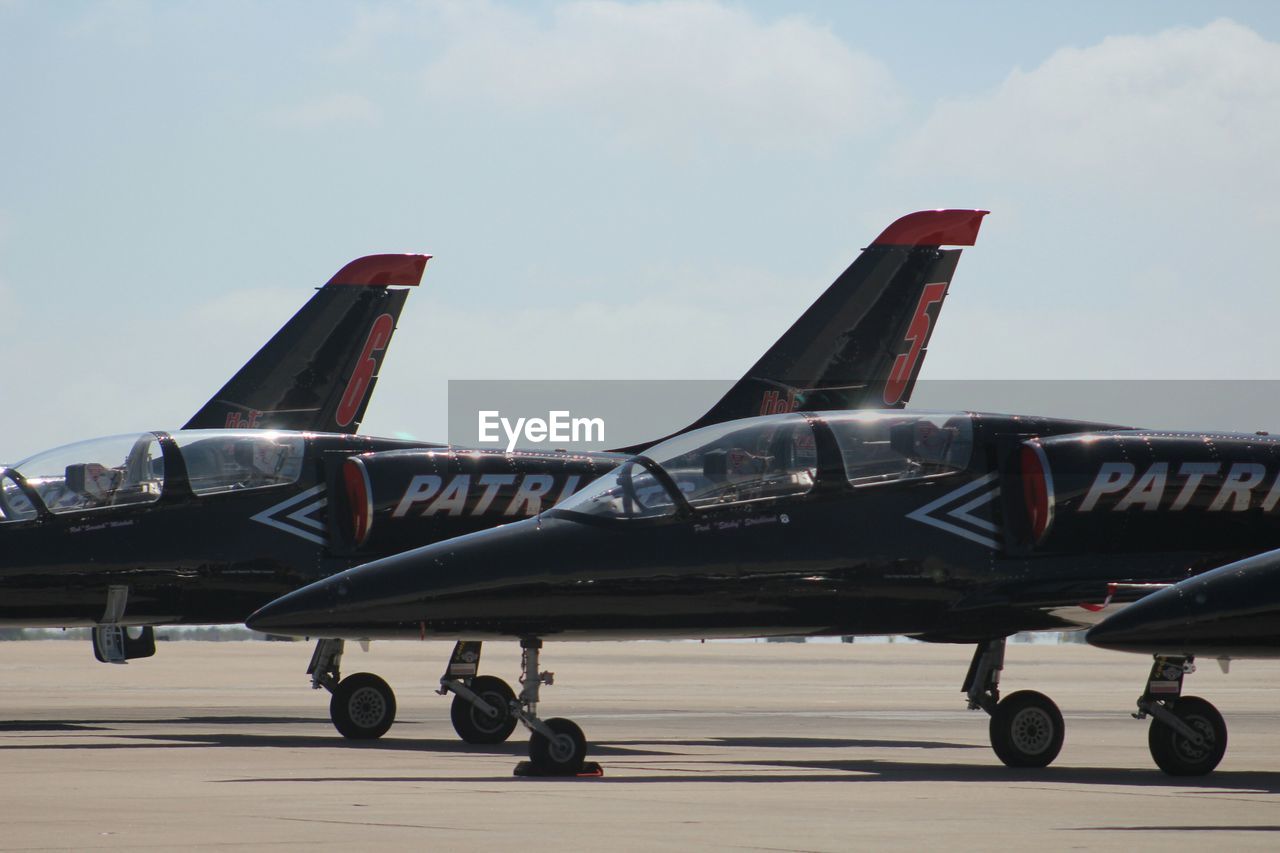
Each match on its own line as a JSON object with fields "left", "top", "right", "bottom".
{"left": 271, "top": 93, "right": 382, "bottom": 128}
{"left": 895, "top": 19, "right": 1280, "bottom": 196}
{"left": 882, "top": 18, "right": 1280, "bottom": 384}
{"left": 419, "top": 0, "right": 901, "bottom": 153}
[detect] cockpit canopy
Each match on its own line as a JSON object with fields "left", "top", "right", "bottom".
{"left": 1, "top": 433, "right": 165, "bottom": 520}
{"left": 553, "top": 411, "right": 974, "bottom": 521}
{"left": 0, "top": 430, "right": 306, "bottom": 522}
{"left": 171, "top": 430, "right": 305, "bottom": 495}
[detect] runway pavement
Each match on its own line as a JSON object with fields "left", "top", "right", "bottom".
{"left": 3, "top": 639, "right": 1280, "bottom": 851}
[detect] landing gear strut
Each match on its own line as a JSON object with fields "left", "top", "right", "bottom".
{"left": 963, "top": 638, "right": 1064, "bottom": 768}
{"left": 442, "top": 638, "right": 596, "bottom": 775}
{"left": 309, "top": 638, "right": 397, "bottom": 740}
{"left": 437, "top": 641, "right": 518, "bottom": 744}
{"left": 1131, "top": 655, "right": 1226, "bottom": 776}
{"left": 513, "top": 639, "right": 591, "bottom": 775}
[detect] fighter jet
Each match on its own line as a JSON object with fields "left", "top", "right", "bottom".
{"left": 0, "top": 252, "right": 430, "bottom": 657}
{"left": 1086, "top": 547, "right": 1280, "bottom": 774}
{"left": 249, "top": 406, "right": 1280, "bottom": 776}
{"left": 2, "top": 210, "right": 985, "bottom": 745}
{"left": 1088, "top": 549, "right": 1280, "bottom": 658}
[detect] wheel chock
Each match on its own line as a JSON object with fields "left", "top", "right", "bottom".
{"left": 513, "top": 761, "right": 604, "bottom": 778}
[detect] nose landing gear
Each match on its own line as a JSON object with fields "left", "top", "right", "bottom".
{"left": 510, "top": 639, "right": 594, "bottom": 776}
{"left": 309, "top": 638, "right": 398, "bottom": 740}
{"left": 1131, "top": 656, "right": 1226, "bottom": 776}
{"left": 441, "top": 638, "right": 599, "bottom": 776}
{"left": 964, "top": 638, "right": 1065, "bottom": 768}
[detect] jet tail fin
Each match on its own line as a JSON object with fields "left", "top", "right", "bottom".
{"left": 657, "top": 211, "right": 986, "bottom": 446}
{"left": 184, "top": 253, "right": 430, "bottom": 433}
{"left": 612, "top": 210, "right": 985, "bottom": 453}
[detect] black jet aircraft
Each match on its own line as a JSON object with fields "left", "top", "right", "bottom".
{"left": 1, "top": 210, "right": 987, "bottom": 744}
{"left": 0, "top": 252, "right": 430, "bottom": 659}
{"left": 1089, "top": 549, "right": 1280, "bottom": 657}
{"left": 249, "top": 407, "right": 1280, "bottom": 776}
{"left": 1086, "top": 546, "right": 1280, "bottom": 774}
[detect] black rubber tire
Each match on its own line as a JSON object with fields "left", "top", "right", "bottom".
{"left": 450, "top": 676, "right": 518, "bottom": 744}
{"left": 1148, "top": 695, "right": 1227, "bottom": 776}
{"left": 528, "top": 717, "right": 587, "bottom": 773}
{"left": 330, "top": 672, "right": 396, "bottom": 740}
{"left": 989, "top": 690, "right": 1065, "bottom": 768}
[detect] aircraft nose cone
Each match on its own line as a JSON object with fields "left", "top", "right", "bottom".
{"left": 1087, "top": 550, "right": 1280, "bottom": 656}
{"left": 247, "top": 578, "right": 344, "bottom": 635}
{"left": 247, "top": 517, "right": 556, "bottom": 638}
{"left": 1085, "top": 586, "right": 1193, "bottom": 653}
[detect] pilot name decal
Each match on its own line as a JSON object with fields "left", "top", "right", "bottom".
{"left": 68, "top": 519, "right": 136, "bottom": 534}
{"left": 1079, "top": 461, "right": 1280, "bottom": 513}
{"left": 391, "top": 473, "right": 584, "bottom": 518}
{"left": 693, "top": 514, "right": 784, "bottom": 533}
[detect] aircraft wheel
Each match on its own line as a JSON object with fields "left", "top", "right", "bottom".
{"left": 1148, "top": 696, "right": 1226, "bottom": 776}
{"left": 528, "top": 717, "right": 587, "bottom": 774}
{"left": 451, "top": 676, "right": 518, "bottom": 744}
{"left": 330, "top": 672, "right": 396, "bottom": 740}
{"left": 989, "top": 690, "right": 1064, "bottom": 768}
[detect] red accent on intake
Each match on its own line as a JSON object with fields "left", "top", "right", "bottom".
{"left": 872, "top": 210, "right": 988, "bottom": 247}
{"left": 325, "top": 254, "right": 431, "bottom": 287}
{"left": 1079, "top": 583, "right": 1118, "bottom": 613}
{"left": 1020, "top": 444, "right": 1050, "bottom": 543}
{"left": 342, "top": 458, "right": 372, "bottom": 547}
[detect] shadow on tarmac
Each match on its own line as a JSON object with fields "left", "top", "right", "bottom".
{"left": 1074, "top": 825, "right": 1280, "bottom": 833}
{"left": 0, "top": 730, "right": 970, "bottom": 757}
{"left": 213, "top": 759, "right": 1280, "bottom": 792}
{"left": 0, "top": 716, "right": 324, "bottom": 730}
{"left": 7, "top": 719, "right": 1280, "bottom": 792}
{"left": 657, "top": 736, "right": 978, "bottom": 750}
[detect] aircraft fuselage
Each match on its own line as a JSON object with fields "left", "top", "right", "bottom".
{"left": 247, "top": 411, "right": 1280, "bottom": 642}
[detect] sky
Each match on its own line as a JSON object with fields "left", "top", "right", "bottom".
{"left": 3, "top": 0, "right": 1280, "bottom": 459}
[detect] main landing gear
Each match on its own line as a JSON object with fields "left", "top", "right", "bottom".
{"left": 309, "top": 638, "right": 397, "bottom": 740}
{"left": 436, "top": 641, "right": 519, "bottom": 744}
{"left": 440, "top": 638, "right": 596, "bottom": 776}
{"left": 964, "top": 638, "right": 1065, "bottom": 768}
{"left": 1130, "top": 655, "right": 1226, "bottom": 776}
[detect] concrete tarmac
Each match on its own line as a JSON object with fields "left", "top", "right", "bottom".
{"left": 3, "top": 639, "right": 1280, "bottom": 851}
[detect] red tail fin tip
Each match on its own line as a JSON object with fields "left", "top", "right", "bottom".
{"left": 326, "top": 254, "right": 432, "bottom": 287}
{"left": 872, "top": 210, "right": 988, "bottom": 247}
